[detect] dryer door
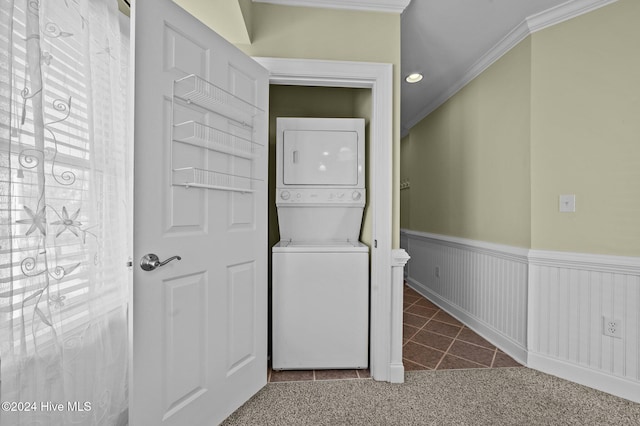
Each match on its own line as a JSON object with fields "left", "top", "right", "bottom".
{"left": 283, "top": 130, "right": 359, "bottom": 185}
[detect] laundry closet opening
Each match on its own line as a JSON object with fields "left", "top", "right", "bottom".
{"left": 267, "top": 84, "right": 373, "bottom": 372}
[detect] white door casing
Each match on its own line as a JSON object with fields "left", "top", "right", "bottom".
{"left": 131, "top": 0, "right": 268, "bottom": 424}
{"left": 254, "top": 58, "right": 395, "bottom": 381}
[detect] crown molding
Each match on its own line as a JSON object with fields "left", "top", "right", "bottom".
{"left": 404, "top": 0, "right": 620, "bottom": 132}
{"left": 252, "top": 0, "right": 410, "bottom": 13}
{"left": 403, "top": 18, "right": 530, "bottom": 133}
{"left": 526, "top": 0, "right": 619, "bottom": 33}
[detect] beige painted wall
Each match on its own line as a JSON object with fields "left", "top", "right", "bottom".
{"left": 268, "top": 85, "right": 371, "bottom": 250}
{"left": 404, "top": 0, "right": 640, "bottom": 257}
{"left": 173, "top": 0, "right": 251, "bottom": 43}
{"left": 404, "top": 38, "right": 532, "bottom": 248}
{"left": 530, "top": 0, "right": 640, "bottom": 256}
{"left": 173, "top": 0, "right": 402, "bottom": 248}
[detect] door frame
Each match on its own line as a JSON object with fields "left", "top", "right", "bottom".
{"left": 253, "top": 57, "right": 394, "bottom": 382}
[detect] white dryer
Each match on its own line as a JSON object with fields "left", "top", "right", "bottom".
{"left": 272, "top": 117, "right": 369, "bottom": 370}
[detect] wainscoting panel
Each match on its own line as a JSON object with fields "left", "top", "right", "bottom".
{"left": 401, "top": 230, "right": 529, "bottom": 363}
{"left": 402, "top": 228, "right": 640, "bottom": 403}
{"left": 528, "top": 250, "right": 640, "bottom": 402}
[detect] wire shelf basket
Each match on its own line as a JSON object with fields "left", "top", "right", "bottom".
{"left": 173, "top": 74, "right": 263, "bottom": 127}
{"left": 172, "top": 167, "right": 261, "bottom": 193}
{"left": 173, "top": 121, "right": 263, "bottom": 159}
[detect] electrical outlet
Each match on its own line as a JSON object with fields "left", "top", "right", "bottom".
{"left": 435, "top": 266, "right": 440, "bottom": 278}
{"left": 603, "top": 317, "right": 623, "bottom": 339}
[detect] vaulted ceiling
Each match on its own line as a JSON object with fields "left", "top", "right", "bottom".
{"left": 253, "top": 0, "right": 617, "bottom": 134}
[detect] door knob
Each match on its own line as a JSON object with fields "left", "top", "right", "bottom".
{"left": 140, "top": 253, "right": 182, "bottom": 271}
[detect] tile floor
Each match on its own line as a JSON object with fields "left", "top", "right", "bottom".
{"left": 403, "top": 285, "right": 522, "bottom": 370}
{"left": 269, "top": 368, "right": 370, "bottom": 383}
{"left": 268, "top": 283, "right": 521, "bottom": 383}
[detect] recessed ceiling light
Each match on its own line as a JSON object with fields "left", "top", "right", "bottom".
{"left": 405, "top": 73, "right": 423, "bottom": 83}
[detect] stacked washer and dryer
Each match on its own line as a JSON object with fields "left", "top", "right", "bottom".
{"left": 272, "top": 117, "right": 369, "bottom": 370}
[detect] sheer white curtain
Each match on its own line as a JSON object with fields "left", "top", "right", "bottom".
{"left": 0, "top": 0, "right": 130, "bottom": 425}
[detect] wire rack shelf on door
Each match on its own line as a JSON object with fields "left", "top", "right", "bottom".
{"left": 173, "top": 121, "right": 263, "bottom": 159}
{"left": 170, "top": 74, "right": 264, "bottom": 193}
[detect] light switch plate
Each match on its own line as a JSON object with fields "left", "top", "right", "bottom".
{"left": 559, "top": 194, "right": 576, "bottom": 212}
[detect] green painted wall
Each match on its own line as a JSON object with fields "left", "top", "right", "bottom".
{"left": 404, "top": 38, "right": 532, "bottom": 248}
{"left": 174, "top": 0, "right": 402, "bottom": 248}
{"left": 404, "top": 0, "right": 640, "bottom": 257}
{"left": 530, "top": 0, "right": 640, "bottom": 256}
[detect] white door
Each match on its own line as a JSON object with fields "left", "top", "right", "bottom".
{"left": 132, "top": 0, "right": 268, "bottom": 424}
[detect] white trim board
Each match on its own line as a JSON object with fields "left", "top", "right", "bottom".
{"left": 252, "top": 0, "right": 410, "bottom": 13}
{"left": 402, "top": 229, "right": 640, "bottom": 274}
{"left": 529, "top": 249, "right": 640, "bottom": 274}
{"left": 403, "top": 0, "right": 620, "bottom": 133}
{"left": 401, "top": 229, "right": 529, "bottom": 262}
{"left": 390, "top": 249, "right": 411, "bottom": 383}
{"left": 256, "top": 57, "right": 396, "bottom": 382}
{"left": 528, "top": 353, "right": 640, "bottom": 403}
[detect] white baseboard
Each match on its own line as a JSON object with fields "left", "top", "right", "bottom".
{"left": 388, "top": 363, "right": 405, "bottom": 383}
{"left": 406, "top": 277, "right": 527, "bottom": 365}
{"left": 528, "top": 352, "right": 640, "bottom": 404}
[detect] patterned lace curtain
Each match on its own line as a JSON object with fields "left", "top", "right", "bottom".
{"left": 0, "top": 0, "right": 130, "bottom": 425}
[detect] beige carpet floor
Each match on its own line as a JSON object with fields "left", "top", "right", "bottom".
{"left": 222, "top": 368, "right": 640, "bottom": 425}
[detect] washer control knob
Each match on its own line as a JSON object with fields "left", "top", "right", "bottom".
{"left": 280, "top": 191, "right": 290, "bottom": 200}
{"left": 352, "top": 191, "right": 362, "bottom": 201}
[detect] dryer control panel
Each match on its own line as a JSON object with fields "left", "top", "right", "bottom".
{"left": 277, "top": 189, "right": 365, "bottom": 206}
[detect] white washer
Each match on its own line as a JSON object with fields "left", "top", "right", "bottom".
{"left": 272, "top": 241, "right": 369, "bottom": 370}
{"left": 272, "top": 117, "right": 368, "bottom": 370}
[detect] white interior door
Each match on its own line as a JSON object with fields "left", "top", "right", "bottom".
{"left": 131, "top": 0, "right": 268, "bottom": 424}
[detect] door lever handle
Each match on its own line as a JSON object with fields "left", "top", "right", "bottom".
{"left": 140, "top": 253, "right": 182, "bottom": 271}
